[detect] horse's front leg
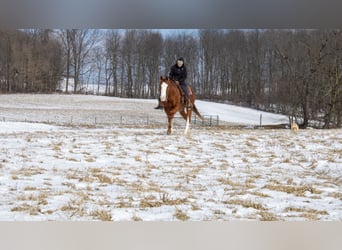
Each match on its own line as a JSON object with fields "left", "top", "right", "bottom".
{"left": 184, "top": 107, "right": 192, "bottom": 135}
{"left": 167, "top": 115, "right": 174, "bottom": 135}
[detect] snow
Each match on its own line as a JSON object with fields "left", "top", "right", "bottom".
{"left": 195, "top": 100, "right": 288, "bottom": 126}
{"left": 0, "top": 94, "right": 341, "bottom": 221}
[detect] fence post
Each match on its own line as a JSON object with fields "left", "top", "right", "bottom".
{"left": 260, "top": 114, "right": 262, "bottom": 126}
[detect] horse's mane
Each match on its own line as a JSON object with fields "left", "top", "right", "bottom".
{"left": 160, "top": 76, "right": 177, "bottom": 85}
{"left": 160, "top": 76, "right": 168, "bottom": 81}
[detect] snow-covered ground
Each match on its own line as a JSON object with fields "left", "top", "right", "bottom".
{"left": 0, "top": 94, "right": 341, "bottom": 221}
{"left": 0, "top": 94, "right": 289, "bottom": 126}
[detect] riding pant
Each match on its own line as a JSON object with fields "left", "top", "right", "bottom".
{"left": 180, "top": 81, "right": 190, "bottom": 100}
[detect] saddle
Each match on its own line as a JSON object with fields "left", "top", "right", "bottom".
{"left": 174, "top": 81, "right": 192, "bottom": 105}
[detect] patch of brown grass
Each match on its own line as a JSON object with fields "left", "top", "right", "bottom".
{"left": 85, "top": 157, "right": 96, "bottom": 162}
{"left": 23, "top": 186, "right": 38, "bottom": 191}
{"left": 139, "top": 193, "right": 188, "bottom": 208}
{"left": 93, "top": 173, "right": 113, "bottom": 184}
{"left": 285, "top": 207, "right": 329, "bottom": 215}
{"left": 12, "top": 167, "right": 45, "bottom": 177}
{"left": 250, "top": 191, "right": 271, "bottom": 198}
{"left": 91, "top": 209, "right": 112, "bottom": 221}
{"left": 264, "top": 184, "right": 322, "bottom": 196}
{"left": 11, "top": 203, "right": 41, "bottom": 215}
{"left": 284, "top": 207, "right": 329, "bottom": 220}
{"left": 52, "top": 142, "right": 62, "bottom": 151}
{"left": 132, "top": 215, "right": 143, "bottom": 221}
{"left": 217, "top": 177, "right": 256, "bottom": 190}
{"left": 328, "top": 192, "right": 342, "bottom": 201}
{"left": 224, "top": 199, "right": 265, "bottom": 210}
{"left": 174, "top": 208, "right": 189, "bottom": 221}
{"left": 217, "top": 178, "right": 242, "bottom": 188}
{"left": 259, "top": 211, "right": 278, "bottom": 221}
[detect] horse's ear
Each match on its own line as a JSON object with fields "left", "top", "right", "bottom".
{"left": 160, "top": 76, "right": 163, "bottom": 80}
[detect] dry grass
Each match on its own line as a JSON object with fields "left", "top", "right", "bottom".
{"left": 91, "top": 209, "right": 112, "bottom": 221}
{"left": 174, "top": 208, "right": 189, "bottom": 221}
{"left": 85, "top": 157, "right": 96, "bottom": 162}
{"left": 139, "top": 193, "right": 188, "bottom": 208}
{"left": 285, "top": 207, "right": 329, "bottom": 215}
{"left": 11, "top": 203, "right": 41, "bottom": 215}
{"left": 93, "top": 173, "right": 113, "bottom": 184}
{"left": 328, "top": 192, "right": 342, "bottom": 201}
{"left": 217, "top": 178, "right": 242, "bottom": 188}
{"left": 131, "top": 215, "right": 143, "bottom": 221}
{"left": 264, "top": 184, "right": 322, "bottom": 196}
{"left": 11, "top": 167, "right": 45, "bottom": 177}
{"left": 52, "top": 142, "right": 62, "bottom": 151}
{"left": 224, "top": 199, "right": 265, "bottom": 210}
{"left": 23, "top": 186, "right": 38, "bottom": 191}
{"left": 11, "top": 192, "right": 48, "bottom": 215}
{"left": 284, "top": 207, "right": 329, "bottom": 220}
{"left": 250, "top": 191, "right": 271, "bottom": 198}
{"left": 259, "top": 211, "right": 278, "bottom": 221}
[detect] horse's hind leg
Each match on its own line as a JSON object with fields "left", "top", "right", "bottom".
{"left": 179, "top": 108, "right": 187, "bottom": 120}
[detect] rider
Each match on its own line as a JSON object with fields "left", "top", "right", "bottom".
{"left": 169, "top": 57, "right": 192, "bottom": 108}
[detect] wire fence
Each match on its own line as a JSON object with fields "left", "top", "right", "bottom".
{"left": 1, "top": 113, "right": 220, "bottom": 127}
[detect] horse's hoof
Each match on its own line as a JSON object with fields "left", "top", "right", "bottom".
{"left": 167, "top": 130, "right": 171, "bottom": 135}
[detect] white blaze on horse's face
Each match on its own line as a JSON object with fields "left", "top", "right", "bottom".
{"left": 160, "top": 82, "right": 168, "bottom": 102}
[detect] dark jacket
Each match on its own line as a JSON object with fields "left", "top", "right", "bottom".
{"left": 169, "top": 63, "right": 187, "bottom": 84}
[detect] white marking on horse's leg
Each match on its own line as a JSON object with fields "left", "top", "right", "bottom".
{"left": 184, "top": 115, "right": 190, "bottom": 135}
{"left": 171, "top": 119, "right": 174, "bottom": 134}
{"left": 160, "top": 82, "right": 168, "bottom": 102}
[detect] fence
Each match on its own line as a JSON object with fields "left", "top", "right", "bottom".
{"left": 193, "top": 114, "right": 220, "bottom": 126}
{"left": 1, "top": 113, "right": 220, "bottom": 127}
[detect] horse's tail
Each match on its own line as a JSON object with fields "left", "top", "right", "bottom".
{"left": 192, "top": 103, "right": 204, "bottom": 121}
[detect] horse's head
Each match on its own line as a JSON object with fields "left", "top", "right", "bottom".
{"left": 160, "top": 76, "right": 169, "bottom": 102}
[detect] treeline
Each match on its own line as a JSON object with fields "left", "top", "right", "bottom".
{"left": 1, "top": 29, "right": 342, "bottom": 128}
{"left": 0, "top": 29, "right": 63, "bottom": 93}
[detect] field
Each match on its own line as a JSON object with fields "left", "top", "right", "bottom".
{"left": 0, "top": 94, "right": 341, "bottom": 221}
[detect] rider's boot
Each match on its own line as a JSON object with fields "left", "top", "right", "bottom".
{"left": 154, "top": 98, "right": 164, "bottom": 109}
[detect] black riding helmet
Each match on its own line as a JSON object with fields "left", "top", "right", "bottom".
{"left": 177, "top": 57, "right": 184, "bottom": 62}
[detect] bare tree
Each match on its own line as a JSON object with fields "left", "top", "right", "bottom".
{"left": 121, "top": 30, "right": 139, "bottom": 98}
{"left": 58, "top": 29, "right": 74, "bottom": 92}
{"left": 143, "top": 30, "right": 163, "bottom": 98}
{"left": 69, "top": 29, "right": 100, "bottom": 93}
{"left": 106, "top": 30, "right": 121, "bottom": 96}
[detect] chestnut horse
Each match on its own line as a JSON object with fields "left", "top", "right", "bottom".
{"left": 159, "top": 76, "right": 203, "bottom": 135}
